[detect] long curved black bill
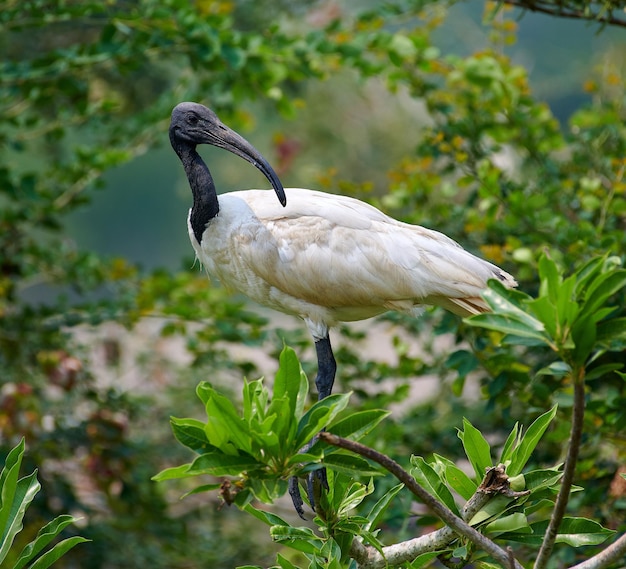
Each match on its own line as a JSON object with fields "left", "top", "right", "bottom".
{"left": 203, "top": 122, "right": 287, "bottom": 207}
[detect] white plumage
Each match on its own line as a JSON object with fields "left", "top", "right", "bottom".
{"left": 189, "top": 187, "right": 515, "bottom": 340}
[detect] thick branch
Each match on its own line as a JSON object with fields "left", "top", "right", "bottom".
{"left": 569, "top": 532, "right": 626, "bottom": 569}
{"left": 502, "top": 0, "right": 626, "bottom": 28}
{"left": 534, "top": 370, "right": 586, "bottom": 569}
{"left": 320, "top": 433, "right": 524, "bottom": 569}
{"left": 350, "top": 486, "right": 493, "bottom": 569}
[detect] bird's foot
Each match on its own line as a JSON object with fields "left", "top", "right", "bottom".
{"left": 289, "top": 467, "right": 329, "bottom": 520}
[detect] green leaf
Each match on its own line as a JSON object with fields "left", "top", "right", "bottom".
{"left": 469, "top": 494, "right": 517, "bottom": 526}
{"left": 571, "top": 312, "right": 596, "bottom": 364}
{"left": 407, "top": 551, "right": 446, "bottom": 568}
{"left": 433, "top": 454, "right": 477, "bottom": 500}
{"left": 458, "top": 418, "right": 492, "bottom": 483}
{"left": 270, "top": 525, "right": 325, "bottom": 554}
{"left": 507, "top": 405, "right": 557, "bottom": 476}
{"left": 242, "top": 503, "right": 290, "bottom": 527}
{"left": 274, "top": 345, "right": 309, "bottom": 420}
{"left": 295, "top": 393, "right": 350, "bottom": 449}
{"left": 0, "top": 470, "right": 41, "bottom": 565}
{"left": 13, "top": 515, "right": 79, "bottom": 569}
{"left": 581, "top": 269, "right": 626, "bottom": 318}
{"left": 499, "top": 422, "right": 521, "bottom": 465}
{"left": 365, "top": 483, "right": 404, "bottom": 531}
{"left": 410, "top": 456, "right": 460, "bottom": 516}
{"left": 505, "top": 517, "right": 614, "bottom": 546}
{"left": 323, "top": 453, "right": 382, "bottom": 477}
{"left": 187, "top": 452, "right": 261, "bottom": 477}
{"left": 538, "top": 254, "right": 562, "bottom": 303}
{"left": 152, "top": 463, "right": 194, "bottom": 482}
{"left": 276, "top": 553, "right": 299, "bottom": 569}
{"left": 327, "top": 409, "right": 389, "bottom": 441}
{"left": 0, "top": 438, "right": 26, "bottom": 541}
{"left": 467, "top": 312, "right": 549, "bottom": 343}
{"left": 597, "top": 317, "right": 626, "bottom": 345}
{"left": 170, "top": 417, "right": 214, "bottom": 453}
{"left": 484, "top": 512, "right": 530, "bottom": 536}
{"left": 27, "top": 537, "right": 90, "bottom": 569}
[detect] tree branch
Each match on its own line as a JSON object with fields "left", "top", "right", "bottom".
{"left": 501, "top": 0, "right": 626, "bottom": 28}
{"left": 320, "top": 432, "right": 524, "bottom": 569}
{"left": 534, "top": 368, "right": 586, "bottom": 569}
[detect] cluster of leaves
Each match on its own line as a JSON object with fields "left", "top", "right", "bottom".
{"left": 154, "top": 347, "right": 386, "bottom": 504}
{"left": 157, "top": 253, "right": 625, "bottom": 568}
{"left": 1, "top": 439, "right": 88, "bottom": 569}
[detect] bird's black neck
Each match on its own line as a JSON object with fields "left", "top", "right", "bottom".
{"left": 175, "top": 143, "right": 219, "bottom": 244}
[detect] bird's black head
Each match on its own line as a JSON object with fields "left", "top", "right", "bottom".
{"left": 169, "top": 102, "right": 286, "bottom": 207}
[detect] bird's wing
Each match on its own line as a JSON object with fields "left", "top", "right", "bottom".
{"left": 227, "top": 188, "right": 515, "bottom": 317}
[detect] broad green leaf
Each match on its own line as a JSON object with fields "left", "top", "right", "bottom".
{"left": 27, "top": 537, "right": 90, "bottom": 569}
{"left": 482, "top": 280, "right": 547, "bottom": 334}
{"left": 274, "top": 345, "right": 309, "bottom": 420}
{"left": 458, "top": 418, "right": 492, "bottom": 483}
{"left": 276, "top": 553, "right": 299, "bottom": 569}
{"left": 242, "top": 503, "right": 290, "bottom": 527}
{"left": 0, "top": 470, "right": 40, "bottom": 564}
{"left": 0, "top": 438, "right": 26, "bottom": 539}
{"left": 538, "top": 254, "right": 562, "bottom": 303}
{"left": 205, "top": 392, "right": 252, "bottom": 454}
{"left": 365, "top": 483, "right": 404, "bottom": 531}
{"left": 499, "top": 422, "right": 521, "bottom": 465}
{"left": 484, "top": 512, "right": 530, "bottom": 536}
{"left": 526, "top": 296, "right": 558, "bottom": 339}
{"left": 186, "top": 452, "right": 261, "bottom": 477}
{"left": 571, "top": 312, "right": 596, "bottom": 364}
{"left": 580, "top": 269, "right": 626, "bottom": 322}
{"left": 467, "top": 313, "right": 549, "bottom": 343}
{"left": 433, "top": 454, "right": 477, "bottom": 500}
{"left": 295, "top": 393, "right": 350, "bottom": 449}
{"left": 585, "top": 362, "right": 624, "bottom": 381}
{"left": 407, "top": 551, "right": 446, "bottom": 568}
{"left": 152, "top": 463, "right": 193, "bottom": 482}
{"left": 181, "top": 483, "right": 222, "bottom": 498}
{"left": 505, "top": 517, "right": 614, "bottom": 546}
{"left": 327, "top": 409, "right": 390, "bottom": 440}
{"left": 507, "top": 405, "right": 557, "bottom": 476}
{"left": 270, "top": 525, "right": 325, "bottom": 554}
{"left": 14, "top": 514, "right": 78, "bottom": 569}
{"left": 596, "top": 317, "right": 626, "bottom": 345}
{"left": 323, "top": 453, "right": 382, "bottom": 477}
{"left": 410, "top": 456, "right": 460, "bottom": 516}
{"left": 468, "top": 494, "right": 516, "bottom": 526}
{"left": 523, "top": 467, "right": 563, "bottom": 492}
{"left": 170, "top": 417, "right": 214, "bottom": 453}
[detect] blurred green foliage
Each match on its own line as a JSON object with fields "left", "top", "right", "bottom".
{"left": 1, "top": 0, "right": 625, "bottom": 567}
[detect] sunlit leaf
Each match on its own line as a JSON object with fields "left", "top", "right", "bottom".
{"left": 458, "top": 418, "right": 492, "bottom": 483}
{"left": 507, "top": 405, "right": 557, "bottom": 477}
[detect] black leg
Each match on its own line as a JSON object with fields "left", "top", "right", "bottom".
{"left": 289, "top": 334, "right": 337, "bottom": 517}
{"left": 314, "top": 335, "right": 337, "bottom": 400}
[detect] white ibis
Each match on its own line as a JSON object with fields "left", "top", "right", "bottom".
{"left": 169, "top": 101, "right": 517, "bottom": 515}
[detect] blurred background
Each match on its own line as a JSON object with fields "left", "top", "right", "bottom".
{"left": 1, "top": 1, "right": 625, "bottom": 568}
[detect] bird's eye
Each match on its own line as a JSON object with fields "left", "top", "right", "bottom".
{"left": 187, "top": 114, "right": 199, "bottom": 126}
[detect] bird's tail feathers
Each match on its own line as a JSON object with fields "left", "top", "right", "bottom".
{"left": 431, "top": 295, "right": 491, "bottom": 317}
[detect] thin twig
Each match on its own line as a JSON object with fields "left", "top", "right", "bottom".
{"left": 501, "top": 0, "right": 626, "bottom": 28}
{"left": 534, "top": 368, "right": 586, "bottom": 569}
{"left": 320, "top": 432, "right": 524, "bottom": 569}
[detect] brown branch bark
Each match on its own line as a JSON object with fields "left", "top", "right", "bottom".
{"left": 501, "top": 0, "right": 626, "bottom": 28}
{"left": 534, "top": 368, "right": 586, "bottom": 569}
{"left": 320, "top": 432, "right": 524, "bottom": 569}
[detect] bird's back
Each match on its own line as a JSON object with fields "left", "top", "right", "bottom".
{"left": 191, "top": 188, "right": 516, "bottom": 324}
